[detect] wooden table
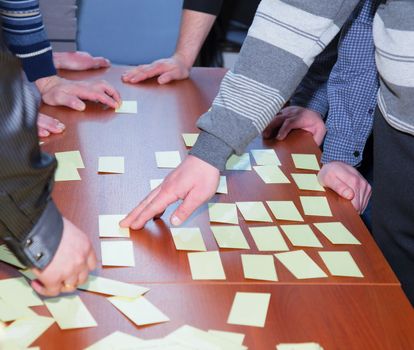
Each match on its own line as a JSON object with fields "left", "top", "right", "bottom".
{"left": 1, "top": 67, "right": 413, "bottom": 349}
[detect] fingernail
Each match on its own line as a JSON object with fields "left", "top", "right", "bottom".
{"left": 171, "top": 215, "right": 181, "bottom": 226}
{"left": 57, "top": 122, "right": 65, "bottom": 129}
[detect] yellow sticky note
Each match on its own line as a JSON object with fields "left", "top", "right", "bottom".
{"left": 107, "top": 296, "right": 169, "bottom": 326}
{"left": 277, "top": 343, "right": 323, "bottom": 350}
{"left": 227, "top": 292, "right": 271, "bottom": 327}
{"left": 226, "top": 153, "right": 251, "bottom": 170}
{"left": 251, "top": 149, "right": 281, "bottom": 166}
{"left": 236, "top": 201, "right": 272, "bottom": 222}
{"left": 241, "top": 254, "right": 278, "bottom": 281}
{"left": 150, "top": 178, "right": 164, "bottom": 190}
{"left": 216, "top": 175, "right": 228, "bottom": 194}
{"left": 0, "top": 299, "right": 36, "bottom": 322}
{"left": 313, "top": 222, "right": 361, "bottom": 245}
{"left": 274, "top": 250, "right": 327, "bottom": 279}
{"left": 100, "top": 241, "right": 135, "bottom": 267}
{"left": 266, "top": 201, "right": 304, "bottom": 222}
{"left": 211, "top": 225, "right": 250, "bottom": 249}
{"left": 291, "top": 173, "right": 324, "bottom": 192}
{"left": 182, "top": 133, "right": 199, "bottom": 147}
{"left": 45, "top": 295, "right": 97, "bottom": 330}
{"left": 85, "top": 331, "right": 143, "bottom": 350}
{"left": 300, "top": 196, "right": 332, "bottom": 217}
{"left": 78, "top": 275, "right": 149, "bottom": 297}
{"left": 54, "top": 161, "right": 81, "bottom": 181}
{"left": 170, "top": 227, "right": 207, "bottom": 251}
{"left": 115, "top": 100, "right": 137, "bottom": 114}
{"left": 0, "top": 244, "right": 26, "bottom": 269}
{"left": 292, "top": 154, "right": 320, "bottom": 171}
{"left": 155, "top": 151, "right": 181, "bottom": 168}
{"left": 253, "top": 165, "right": 290, "bottom": 184}
{"left": 281, "top": 224, "right": 323, "bottom": 248}
{"left": 55, "top": 150, "right": 85, "bottom": 168}
{"left": 98, "top": 156, "right": 125, "bottom": 173}
{"left": 2, "top": 316, "right": 54, "bottom": 349}
{"left": 207, "top": 330, "right": 246, "bottom": 346}
{"left": 0, "top": 277, "right": 43, "bottom": 307}
{"left": 319, "top": 251, "right": 363, "bottom": 278}
{"left": 248, "top": 226, "right": 289, "bottom": 251}
{"left": 98, "top": 214, "right": 130, "bottom": 238}
{"left": 208, "top": 203, "right": 238, "bottom": 224}
{"left": 188, "top": 251, "right": 226, "bottom": 280}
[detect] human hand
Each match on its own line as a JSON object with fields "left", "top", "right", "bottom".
{"left": 30, "top": 218, "right": 97, "bottom": 296}
{"left": 37, "top": 113, "right": 65, "bottom": 138}
{"left": 120, "top": 155, "right": 219, "bottom": 229}
{"left": 122, "top": 53, "right": 190, "bottom": 85}
{"left": 263, "top": 106, "right": 326, "bottom": 146}
{"left": 318, "top": 161, "right": 371, "bottom": 214}
{"left": 35, "top": 75, "right": 121, "bottom": 111}
{"left": 53, "top": 51, "right": 110, "bottom": 71}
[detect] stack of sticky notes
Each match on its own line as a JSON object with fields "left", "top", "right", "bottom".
{"left": 55, "top": 150, "right": 84, "bottom": 181}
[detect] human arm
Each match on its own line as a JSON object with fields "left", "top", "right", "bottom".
{"left": 53, "top": 51, "right": 110, "bottom": 71}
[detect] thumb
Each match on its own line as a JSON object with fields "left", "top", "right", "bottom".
{"left": 170, "top": 190, "right": 204, "bottom": 226}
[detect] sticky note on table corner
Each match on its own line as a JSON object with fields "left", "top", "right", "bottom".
{"left": 115, "top": 100, "right": 137, "bottom": 114}
{"left": 319, "top": 251, "right": 363, "bottom": 278}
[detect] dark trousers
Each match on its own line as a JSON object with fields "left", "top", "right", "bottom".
{"left": 373, "top": 108, "right": 414, "bottom": 306}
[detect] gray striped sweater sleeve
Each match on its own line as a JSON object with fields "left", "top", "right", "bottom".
{"left": 190, "top": 0, "right": 360, "bottom": 170}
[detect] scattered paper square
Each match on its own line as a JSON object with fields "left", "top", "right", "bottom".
{"left": 251, "top": 149, "right": 281, "bottom": 166}
{"left": 291, "top": 173, "right": 324, "bottom": 192}
{"left": 188, "top": 251, "right": 226, "bottom": 280}
{"left": 101, "top": 241, "right": 135, "bottom": 267}
{"left": 207, "top": 330, "right": 245, "bottom": 346}
{"left": 55, "top": 150, "right": 85, "bottom": 168}
{"left": 0, "top": 277, "right": 43, "bottom": 307}
{"left": 241, "top": 254, "right": 278, "bottom": 281}
{"left": 226, "top": 153, "right": 251, "bottom": 171}
{"left": 208, "top": 203, "right": 238, "bottom": 224}
{"left": 98, "top": 156, "right": 125, "bottom": 173}
{"left": 99, "top": 214, "right": 130, "bottom": 238}
{"left": 170, "top": 227, "right": 207, "bottom": 251}
{"left": 85, "top": 331, "right": 143, "bottom": 350}
{"left": 313, "top": 222, "right": 361, "bottom": 245}
{"left": 155, "top": 151, "right": 181, "bottom": 168}
{"left": 319, "top": 251, "right": 363, "bottom": 278}
{"left": 300, "top": 196, "right": 332, "bottom": 217}
{"left": 281, "top": 224, "right": 323, "bottom": 248}
{"left": 227, "top": 292, "right": 271, "bottom": 327}
{"left": 254, "top": 165, "right": 290, "bottom": 184}
{"left": 211, "top": 225, "right": 250, "bottom": 249}
{"left": 216, "top": 175, "right": 228, "bottom": 194}
{"left": 236, "top": 201, "right": 273, "bottom": 222}
{"left": 0, "top": 299, "right": 36, "bottom": 322}
{"left": 292, "top": 154, "right": 320, "bottom": 171}
{"left": 182, "top": 133, "right": 199, "bottom": 147}
{"left": 115, "top": 100, "right": 137, "bottom": 114}
{"left": 54, "top": 161, "right": 81, "bottom": 181}
{"left": 248, "top": 226, "right": 289, "bottom": 251}
{"left": 266, "top": 201, "right": 304, "bottom": 222}
{"left": 274, "top": 250, "right": 327, "bottom": 279}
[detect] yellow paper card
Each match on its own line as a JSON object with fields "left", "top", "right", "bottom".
{"left": 211, "top": 226, "right": 250, "bottom": 249}
{"left": 55, "top": 150, "right": 85, "bottom": 168}
{"left": 85, "top": 331, "right": 143, "bottom": 350}
{"left": 266, "top": 201, "right": 304, "bottom": 222}
{"left": 207, "top": 330, "right": 245, "bottom": 346}
{"left": 251, "top": 149, "right": 281, "bottom": 166}
{"left": 291, "top": 173, "right": 324, "bottom": 192}
{"left": 319, "top": 251, "right": 363, "bottom": 278}
{"left": 216, "top": 175, "right": 228, "bottom": 194}
{"left": 300, "top": 196, "right": 332, "bottom": 217}
{"left": 0, "top": 299, "right": 36, "bottom": 322}
{"left": 292, "top": 154, "right": 320, "bottom": 171}
{"left": 170, "top": 227, "right": 207, "bottom": 251}
{"left": 253, "top": 165, "right": 290, "bottom": 184}
{"left": 100, "top": 241, "right": 135, "bottom": 267}
{"left": 208, "top": 203, "right": 238, "bottom": 224}
{"left": 241, "top": 254, "right": 278, "bottom": 281}
{"left": 78, "top": 275, "right": 149, "bottom": 297}
{"left": 150, "top": 178, "right": 164, "bottom": 190}
{"left": 248, "top": 226, "right": 289, "bottom": 251}
{"left": 98, "top": 214, "right": 130, "bottom": 238}
{"left": 277, "top": 343, "right": 323, "bottom": 350}
{"left": 227, "top": 292, "right": 271, "bottom": 327}
{"left": 44, "top": 295, "right": 97, "bottom": 329}
{"left": 0, "top": 277, "right": 43, "bottom": 307}
{"left": 274, "top": 250, "right": 327, "bottom": 279}
{"left": 236, "top": 201, "right": 273, "bottom": 222}
{"left": 115, "top": 100, "right": 137, "bottom": 114}
{"left": 155, "top": 151, "right": 181, "bottom": 168}
{"left": 182, "top": 133, "right": 199, "bottom": 147}
{"left": 54, "top": 161, "right": 81, "bottom": 181}
{"left": 188, "top": 251, "right": 226, "bottom": 280}
{"left": 98, "top": 156, "right": 125, "bottom": 173}
{"left": 0, "top": 244, "right": 26, "bottom": 268}
{"left": 313, "top": 222, "right": 361, "bottom": 245}
{"left": 281, "top": 224, "right": 323, "bottom": 248}
{"left": 107, "top": 296, "right": 169, "bottom": 326}
{"left": 226, "top": 153, "right": 251, "bottom": 171}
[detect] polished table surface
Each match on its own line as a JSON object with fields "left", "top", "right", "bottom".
{"left": 1, "top": 67, "right": 413, "bottom": 349}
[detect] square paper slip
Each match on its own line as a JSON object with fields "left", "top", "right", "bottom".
{"left": 55, "top": 150, "right": 85, "bottom": 168}
{"left": 0, "top": 277, "right": 43, "bottom": 307}
{"left": 248, "top": 226, "right": 289, "bottom": 251}
{"left": 54, "top": 161, "right": 81, "bottom": 181}
{"left": 319, "top": 251, "right": 363, "bottom": 278}
{"left": 98, "top": 156, "right": 125, "bottom": 173}
{"left": 170, "top": 227, "right": 206, "bottom": 251}
{"left": 85, "top": 331, "right": 143, "bottom": 350}
{"left": 115, "top": 100, "right": 137, "bottom": 114}
{"left": 227, "top": 292, "right": 271, "bottom": 327}
{"left": 291, "top": 173, "right": 324, "bottom": 192}
{"left": 208, "top": 330, "right": 246, "bottom": 346}
{"left": 236, "top": 201, "right": 272, "bottom": 222}
{"left": 208, "top": 203, "right": 238, "bottom": 224}
{"left": 226, "top": 153, "right": 251, "bottom": 170}
{"left": 216, "top": 175, "right": 228, "bottom": 194}
{"left": 281, "top": 224, "right": 323, "bottom": 248}
{"left": 266, "top": 201, "right": 304, "bottom": 222}
{"left": 188, "top": 251, "right": 226, "bottom": 280}
{"left": 251, "top": 149, "right": 281, "bottom": 166}
{"left": 101, "top": 241, "right": 135, "bottom": 267}
{"left": 274, "top": 250, "right": 327, "bottom": 279}
{"left": 313, "top": 222, "right": 361, "bottom": 245}
{"left": 150, "top": 178, "right": 164, "bottom": 190}
{"left": 107, "top": 296, "right": 169, "bottom": 326}
{"left": 0, "top": 299, "right": 36, "bottom": 322}
{"left": 292, "top": 154, "right": 320, "bottom": 171}
{"left": 300, "top": 196, "right": 332, "bottom": 217}
{"left": 155, "top": 151, "right": 181, "bottom": 168}
{"left": 44, "top": 295, "right": 97, "bottom": 329}
{"left": 182, "top": 133, "right": 199, "bottom": 147}
{"left": 211, "top": 226, "right": 250, "bottom": 249}
{"left": 241, "top": 254, "right": 278, "bottom": 281}
{"left": 253, "top": 165, "right": 290, "bottom": 184}
{"left": 99, "top": 214, "right": 130, "bottom": 238}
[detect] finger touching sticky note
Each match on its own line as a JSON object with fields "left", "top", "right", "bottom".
{"left": 99, "top": 214, "right": 130, "bottom": 238}
{"left": 98, "top": 156, "right": 125, "bottom": 173}
{"left": 115, "top": 100, "right": 137, "bottom": 114}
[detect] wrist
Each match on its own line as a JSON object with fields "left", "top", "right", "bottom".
{"left": 173, "top": 51, "right": 195, "bottom": 70}
{"left": 35, "top": 75, "right": 62, "bottom": 94}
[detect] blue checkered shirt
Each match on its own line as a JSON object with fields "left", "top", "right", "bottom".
{"left": 291, "top": 0, "right": 380, "bottom": 166}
